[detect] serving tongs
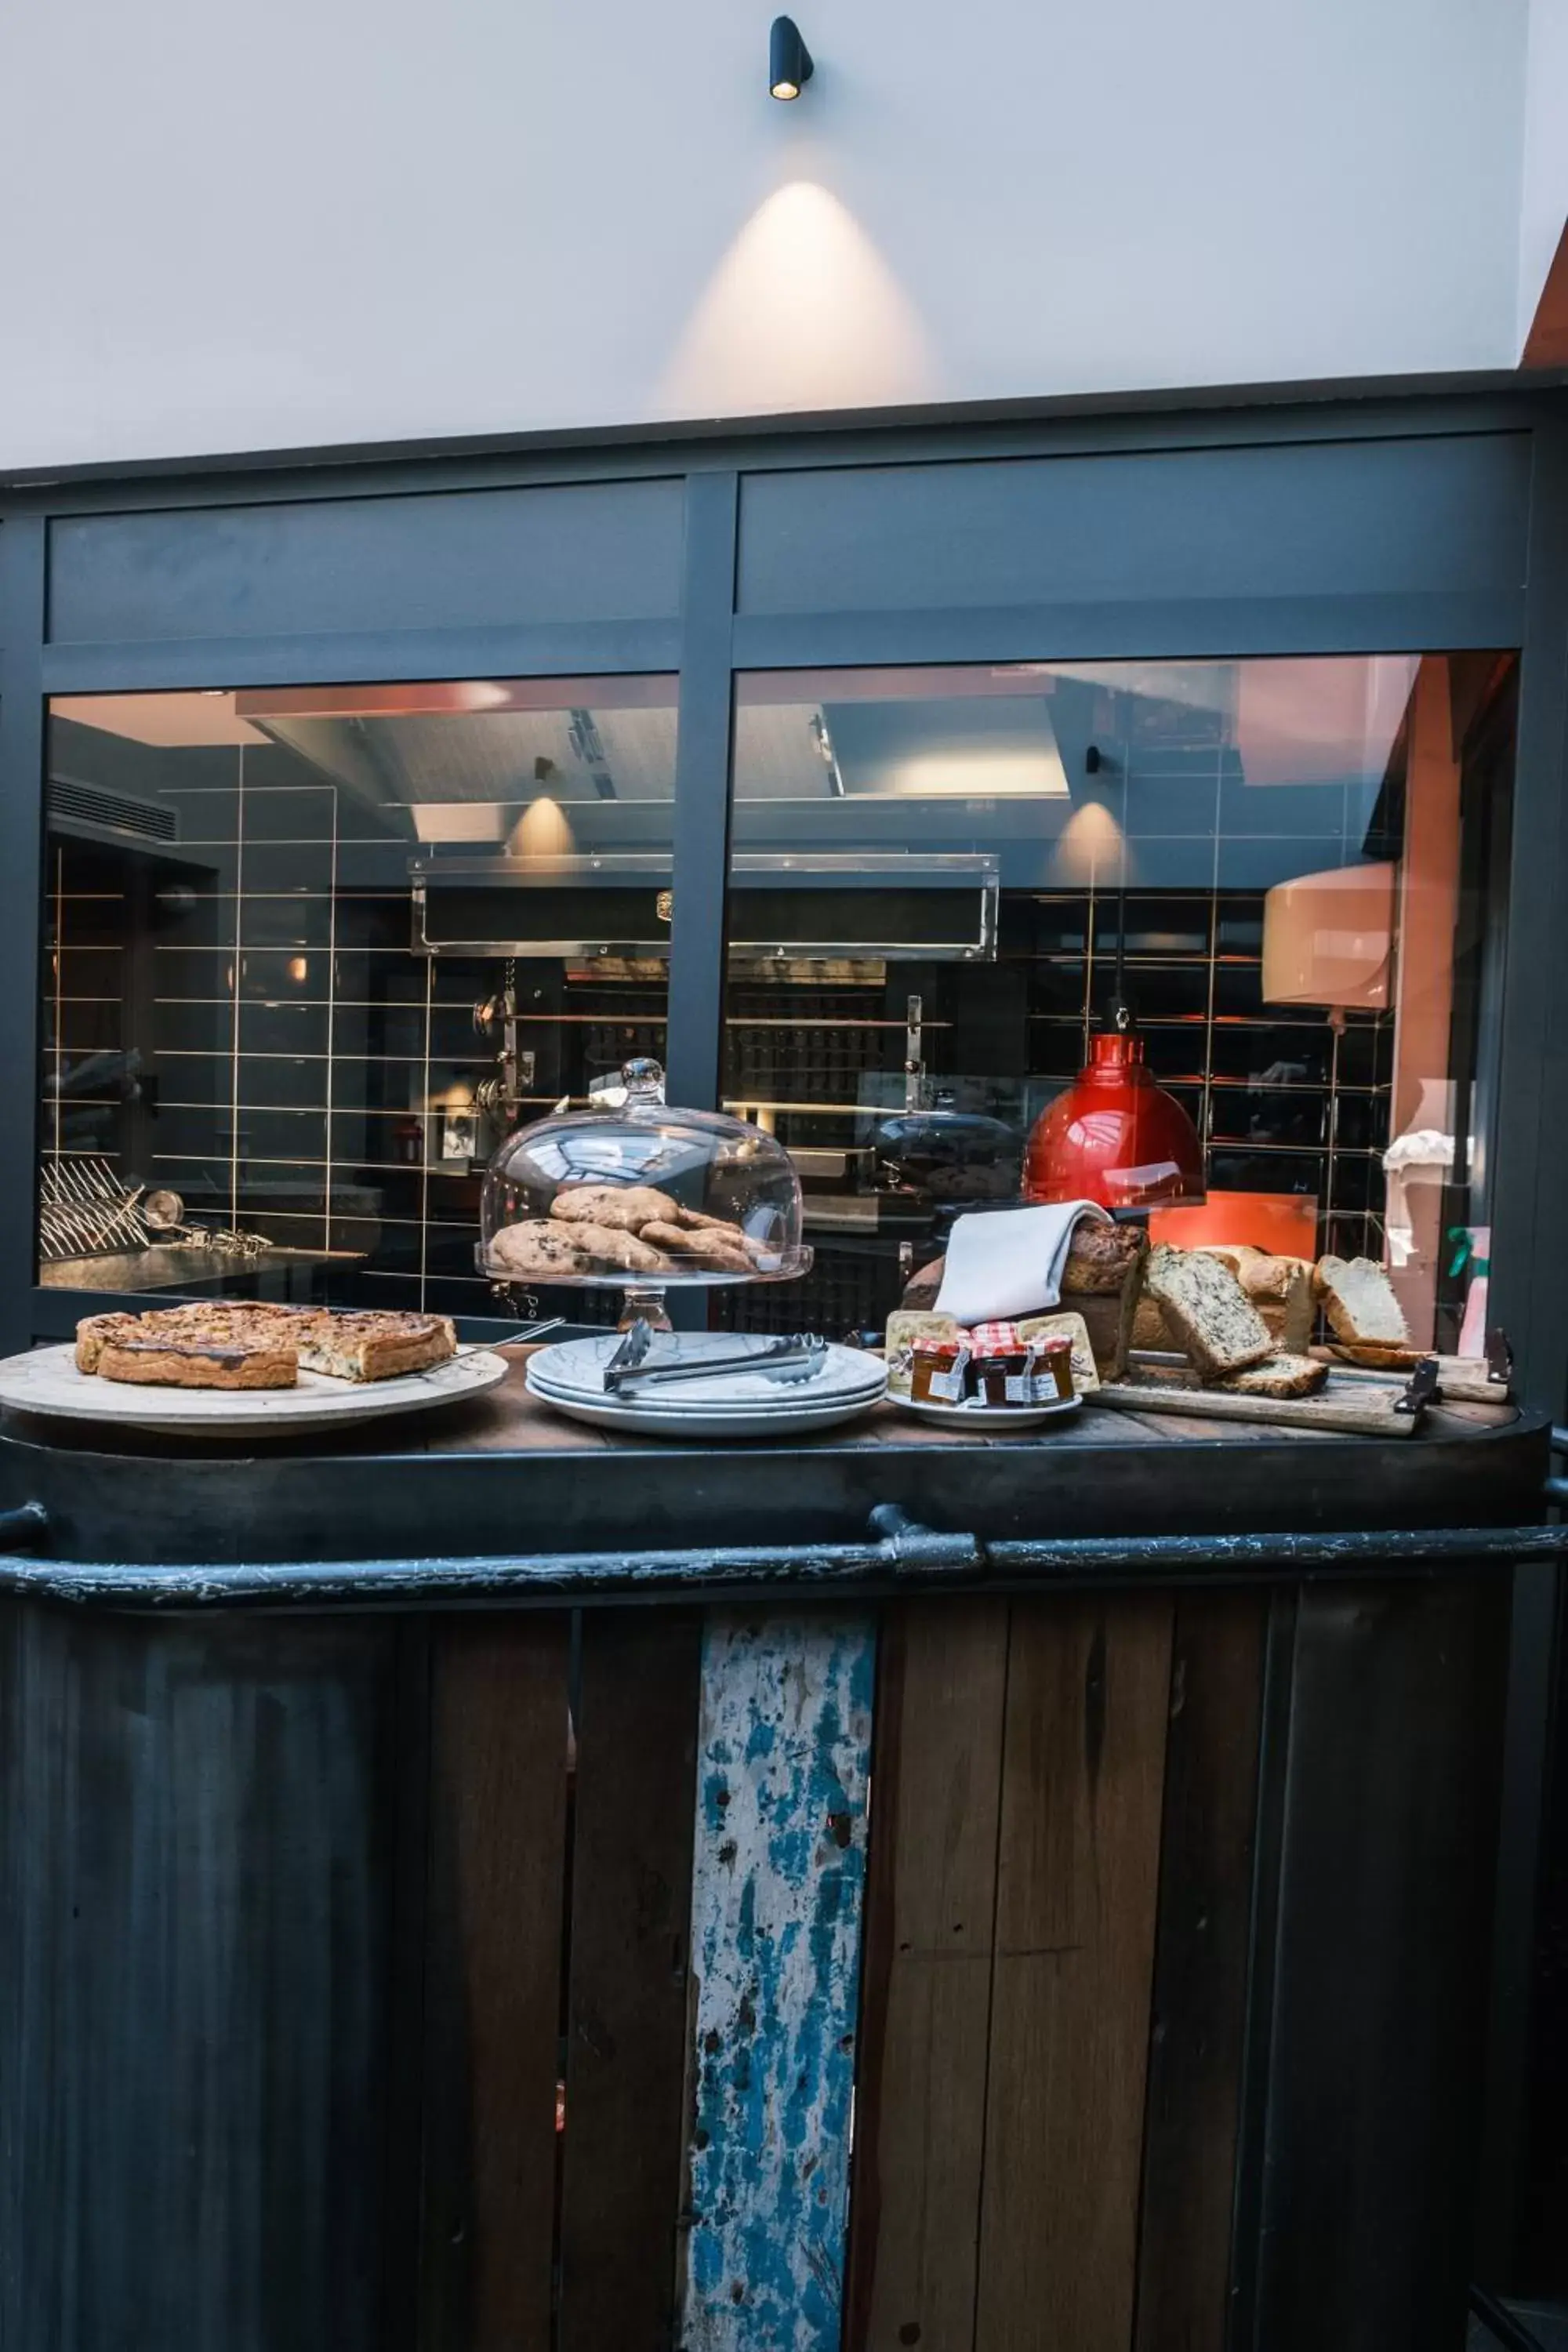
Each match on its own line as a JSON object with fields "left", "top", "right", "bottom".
{"left": 603, "top": 1331, "right": 828, "bottom": 1396}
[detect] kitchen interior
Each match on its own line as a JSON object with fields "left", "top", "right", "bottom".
{"left": 38, "top": 652, "right": 1514, "bottom": 1352}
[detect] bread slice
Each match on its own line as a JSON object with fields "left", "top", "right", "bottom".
{"left": 1314, "top": 1255, "right": 1410, "bottom": 1348}
{"left": 1206, "top": 1352, "right": 1327, "bottom": 1399}
{"left": 295, "top": 1312, "right": 456, "bottom": 1384}
{"left": 1317, "top": 1340, "right": 1421, "bottom": 1370}
{"left": 1144, "top": 1244, "right": 1274, "bottom": 1377}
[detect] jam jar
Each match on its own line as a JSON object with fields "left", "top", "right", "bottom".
{"left": 910, "top": 1338, "right": 968, "bottom": 1405}
{"left": 974, "top": 1349, "right": 1030, "bottom": 1407}
{"left": 1034, "top": 1334, "right": 1076, "bottom": 1403}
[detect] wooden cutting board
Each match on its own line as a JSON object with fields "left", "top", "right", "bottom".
{"left": 1308, "top": 1348, "right": 1510, "bottom": 1404}
{"left": 1093, "top": 1360, "right": 1423, "bottom": 1436}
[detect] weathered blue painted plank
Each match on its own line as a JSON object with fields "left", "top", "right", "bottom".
{"left": 681, "top": 1611, "right": 877, "bottom": 2352}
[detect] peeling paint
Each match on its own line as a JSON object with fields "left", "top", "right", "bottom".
{"left": 681, "top": 1613, "right": 875, "bottom": 2352}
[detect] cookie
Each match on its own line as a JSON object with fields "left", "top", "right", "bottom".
{"left": 550, "top": 1185, "right": 678, "bottom": 1232}
{"left": 552, "top": 1221, "right": 670, "bottom": 1273}
{"left": 671, "top": 1208, "right": 774, "bottom": 1261}
{"left": 640, "top": 1221, "right": 753, "bottom": 1274}
{"left": 490, "top": 1220, "right": 592, "bottom": 1275}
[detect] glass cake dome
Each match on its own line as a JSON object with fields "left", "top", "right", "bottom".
{"left": 479, "top": 1059, "right": 811, "bottom": 1312}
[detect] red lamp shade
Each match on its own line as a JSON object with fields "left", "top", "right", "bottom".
{"left": 1025, "top": 1032, "right": 1207, "bottom": 1210}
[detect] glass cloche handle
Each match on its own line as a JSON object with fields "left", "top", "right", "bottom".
{"left": 620, "top": 1057, "right": 666, "bottom": 1105}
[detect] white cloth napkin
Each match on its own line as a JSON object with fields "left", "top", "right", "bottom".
{"left": 935, "top": 1201, "right": 1110, "bottom": 1327}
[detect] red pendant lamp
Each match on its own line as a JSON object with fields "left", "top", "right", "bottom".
{"left": 1025, "top": 996, "right": 1207, "bottom": 1212}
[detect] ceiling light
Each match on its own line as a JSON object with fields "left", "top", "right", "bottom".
{"left": 769, "top": 16, "right": 813, "bottom": 98}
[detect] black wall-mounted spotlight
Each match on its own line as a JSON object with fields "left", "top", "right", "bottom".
{"left": 769, "top": 16, "right": 813, "bottom": 99}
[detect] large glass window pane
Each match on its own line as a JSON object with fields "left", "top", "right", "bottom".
{"left": 721, "top": 656, "right": 1515, "bottom": 1353}
{"left": 40, "top": 677, "right": 677, "bottom": 1322}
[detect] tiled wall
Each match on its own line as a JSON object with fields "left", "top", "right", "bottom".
{"left": 42, "top": 750, "right": 1390, "bottom": 1322}
{"left": 42, "top": 748, "right": 672, "bottom": 1322}
{"left": 1017, "top": 886, "right": 1392, "bottom": 1265}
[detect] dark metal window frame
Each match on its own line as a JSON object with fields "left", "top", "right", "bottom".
{"left": 5, "top": 392, "right": 1566, "bottom": 1387}
{"left": 0, "top": 380, "right": 1566, "bottom": 2278}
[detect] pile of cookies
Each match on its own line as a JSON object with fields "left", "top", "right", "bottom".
{"left": 488, "top": 1184, "right": 776, "bottom": 1281}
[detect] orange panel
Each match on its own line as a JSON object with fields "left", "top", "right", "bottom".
{"left": 1150, "top": 1190, "right": 1319, "bottom": 1258}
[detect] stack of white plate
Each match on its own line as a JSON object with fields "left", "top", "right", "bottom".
{"left": 525, "top": 1331, "right": 887, "bottom": 1439}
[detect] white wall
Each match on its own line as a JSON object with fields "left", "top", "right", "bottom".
{"left": 1520, "top": 0, "right": 1568, "bottom": 343}
{"left": 0, "top": 0, "right": 1538, "bottom": 472}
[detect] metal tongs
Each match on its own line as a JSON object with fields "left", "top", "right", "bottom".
{"left": 603, "top": 1330, "right": 828, "bottom": 1396}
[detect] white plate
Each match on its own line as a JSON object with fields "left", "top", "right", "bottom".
{"left": 524, "top": 1372, "right": 884, "bottom": 1440}
{"left": 888, "top": 1390, "right": 1082, "bottom": 1431}
{"left": 527, "top": 1331, "right": 886, "bottom": 1413}
{"left": 0, "top": 1341, "right": 511, "bottom": 1436}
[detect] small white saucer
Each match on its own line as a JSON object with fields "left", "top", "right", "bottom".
{"left": 887, "top": 1392, "right": 1081, "bottom": 1431}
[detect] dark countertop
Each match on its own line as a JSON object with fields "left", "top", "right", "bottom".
{"left": 0, "top": 1352, "right": 1551, "bottom": 1607}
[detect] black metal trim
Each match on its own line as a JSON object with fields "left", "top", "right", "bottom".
{"left": 1, "top": 376, "right": 1558, "bottom": 506}
{"left": 664, "top": 470, "right": 739, "bottom": 1111}
{"left": 0, "top": 1518, "right": 1557, "bottom": 1615}
{"left": 0, "top": 518, "right": 48, "bottom": 1361}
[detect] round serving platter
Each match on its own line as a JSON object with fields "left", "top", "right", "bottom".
{"left": 0, "top": 1341, "right": 511, "bottom": 1437}
{"left": 525, "top": 1332, "right": 886, "bottom": 1440}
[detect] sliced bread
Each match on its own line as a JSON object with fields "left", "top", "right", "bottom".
{"left": 1194, "top": 1247, "right": 1315, "bottom": 1351}
{"left": 1207, "top": 1352, "right": 1327, "bottom": 1399}
{"left": 1144, "top": 1243, "right": 1275, "bottom": 1377}
{"left": 1314, "top": 1254, "right": 1410, "bottom": 1348}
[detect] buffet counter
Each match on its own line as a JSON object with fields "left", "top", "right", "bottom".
{"left": 0, "top": 1345, "right": 1545, "bottom": 1584}
{"left": 0, "top": 1367, "right": 1553, "bottom": 2352}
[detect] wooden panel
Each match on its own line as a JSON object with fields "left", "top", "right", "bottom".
{"left": 681, "top": 1613, "right": 877, "bottom": 2352}
{"left": 1250, "top": 1577, "right": 1511, "bottom": 2350}
{"left": 419, "top": 1613, "right": 571, "bottom": 2352}
{"left": 975, "top": 1595, "right": 1174, "bottom": 2352}
{"left": 0, "top": 1600, "right": 401, "bottom": 2352}
{"left": 559, "top": 1609, "right": 702, "bottom": 2352}
{"left": 735, "top": 437, "right": 1530, "bottom": 617}
{"left": 847, "top": 1598, "right": 1009, "bottom": 2352}
{"left": 48, "top": 478, "right": 684, "bottom": 643}
{"left": 1133, "top": 1591, "right": 1267, "bottom": 2352}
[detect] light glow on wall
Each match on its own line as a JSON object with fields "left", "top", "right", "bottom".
{"left": 1052, "top": 801, "right": 1126, "bottom": 887}
{"left": 661, "top": 180, "right": 935, "bottom": 415}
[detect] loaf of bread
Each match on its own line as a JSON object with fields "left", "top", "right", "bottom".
{"left": 1198, "top": 1246, "right": 1315, "bottom": 1352}
{"left": 1144, "top": 1244, "right": 1275, "bottom": 1377}
{"left": 1060, "top": 1220, "right": 1147, "bottom": 1295}
{"left": 1314, "top": 1255, "right": 1410, "bottom": 1348}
